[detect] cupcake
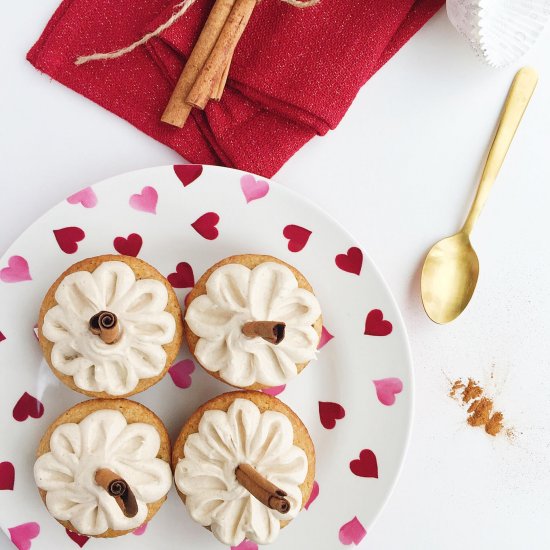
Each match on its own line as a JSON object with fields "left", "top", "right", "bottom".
{"left": 184, "top": 254, "right": 322, "bottom": 389}
{"left": 173, "top": 390, "right": 315, "bottom": 546}
{"left": 38, "top": 255, "right": 183, "bottom": 397}
{"left": 33, "top": 399, "right": 172, "bottom": 538}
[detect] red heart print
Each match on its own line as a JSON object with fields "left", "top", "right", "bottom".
{"left": 9, "top": 522, "right": 40, "bottom": 550}
{"left": 364, "top": 309, "right": 392, "bottom": 336}
{"left": 66, "top": 187, "right": 97, "bottom": 208}
{"left": 0, "top": 331, "right": 5, "bottom": 343}
{"left": 317, "top": 325, "right": 333, "bottom": 350}
{"left": 0, "top": 461, "right": 15, "bottom": 490}
{"left": 191, "top": 212, "right": 219, "bottom": 240}
{"left": 261, "top": 385, "right": 286, "bottom": 396}
{"left": 168, "top": 262, "right": 195, "bottom": 288}
{"left": 350, "top": 449, "right": 378, "bottom": 478}
{"left": 339, "top": 516, "right": 367, "bottom": 546}
{"left": 304, "top": 480, "right": 319, "bottom": 510}
{"left": 169, "top": 360, "right": 195, "bottom": 389}
{"left": 231, "top": 541, "right": 258, "bottom": 550}
{"left": 283, "top": 224, "right": 311, "bottom": 252}
{"left": 319, "top": 401, "right": 346, "bottom": 429}
{"left": 65, "top": 529, "right": 89, "bottom": 547}
{"left": 13, "top": 392, "right": 44, "bottom": 422}
{"left": 335, "top": 247, "right": 363, "bottom": 275}
{"left": 174, "top": 164, "right": 203, "bottom": 186}
{"left": 129, "top": 186, "right": 158, "bottom": 214}
{"left": 113, "top": 233, "right": 143, "bottom": 257}
{"left": 53, "top": 227, "right": 85, "bottom": 254}
{"left": 0, "top": 256, "right": 32, "bottom": 283}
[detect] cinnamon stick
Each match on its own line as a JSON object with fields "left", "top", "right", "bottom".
{"left": 235, "top": 463, "right": 290, "bottom": 513}
{"left": 242, "top": 321, "right": 286, "bottom": 344}
{"left": 95, "top": 468, "right": 138, "bottom": 517}
{"left": 212, "top": 55, "right": 232, "bottom": 101}
{"left": 187, "top": 0, "right": 256, "bottom": 109}
{"left": 89, "top": 311, "right": 120, "bottom": 344}
{"left": 161, "top": 0, "right": 238, "bottom": 127}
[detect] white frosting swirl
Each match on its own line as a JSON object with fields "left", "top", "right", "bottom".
{"left": 34, "top": 409, "right": 172, "bottom": 535}
{"left": 185, "top": 262, "right": 321, "bottom": 387}
{"left": 174, "top": 398, "right": 308, "bottom": 545}
{"left": 42, "top": 261, "right": 176, "bottom": 395}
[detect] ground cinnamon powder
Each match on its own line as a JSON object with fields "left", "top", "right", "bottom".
{"left": 450, "top": 378, "right": 505, "bottom": 436}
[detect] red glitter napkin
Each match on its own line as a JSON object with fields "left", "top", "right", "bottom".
{"left": 28, "top": 0, "right": 443, "bottom": 177}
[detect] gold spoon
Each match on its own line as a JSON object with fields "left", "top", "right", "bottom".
{"left": 421, "top": 67, "right": 538, "bottom": 324}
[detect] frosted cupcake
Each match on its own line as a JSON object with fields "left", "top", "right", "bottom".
{"left": 173, "top": 391, "right": 315, "bottom": 546}
{"left": 38, "top": 255, "right": 183, "bottom": 397}
{"left": 184, "top": 254, "right": 322, "bottom": 389}
{"left": 34, "top": 399, "right": 172, "bottom": 538}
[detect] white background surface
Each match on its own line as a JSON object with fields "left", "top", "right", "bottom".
{"left": 2, "top": 2, "right": 550, "bottom": 548}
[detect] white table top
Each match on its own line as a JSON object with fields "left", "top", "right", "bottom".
{"left": 2, "top": 3, "right": 550, "bottom": 548}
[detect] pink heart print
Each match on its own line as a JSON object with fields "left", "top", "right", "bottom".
{"left": 66, "top": 187, "right": 97, "bottom": 208}
{"left": 231, "top": 541, "right": 258, "bottom": 550}
{"left": 304, "top": 480, "right": 319, "bottom": 510}
{"left": 169, "top": 360, "right": 195, "bottom": 389}
{"left": 53, "top": 227, "right": 85, "bottom": 254}
{"left": 319, "top": 401, "right": 346, "bottom": 429}
{"left": 113, "top": 233, "right": 143, "bottom": 257}
{"left": 261, "top": 385, "right": 286, "bottom": 396}
{"left": 240, "top": 174, "right": 270, "bottom": 203}
{"left": 167, "top": 262, "right": 195, "bottom": 288}
{"left": 339, "top": 516, "right": 367, "bottom": 546}
{"left": 133, "top": 522, "right": 148, "bottom": 536}
{"left": 129, "top": 186, "right": 158, "bottom": 214}
{"left": 0, "top": 331, "right": 5, "bottom": 343}
{"left": 0, "top": 256, "right": 31, "bottom": 283}
{"left": 8, "top": 522, "right": 40, "bottom": 550}
{"left": 191, "top": 212, "right": 219, "bottom": 240}
{"left": 12, "top": 392, "right": 44, "bottom": 422}
{"left": 174, "top": 164, "right": 203, "bottom": 186}
{"left": 350, "top": 449, "right": 378, "bottom": 478}
{"left": 283, "top": 224, "right": 312, "bottom": 252}
{"left": 317, "top": 325, "right": 334, "bottom": 349}
{"left": 364, "top": 309, "right": 392, "bottom": 336}
{"left": 335, "top": 247, "right": 363, "bottom": 276}
{"left": 373, "top": 378, "right": 403, "bottom": 406}
{"left": 65, "top": 528, "right": 89, "bottom": 547}
{"left": 0, "top": 461, "right": 15, "bottom": 490}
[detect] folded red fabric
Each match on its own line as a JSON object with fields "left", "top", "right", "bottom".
{"left": 28, "top": 0, "right": 443, "bottom": 177}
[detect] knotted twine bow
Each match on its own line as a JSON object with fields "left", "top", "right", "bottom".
{"left": 75, "top": 0, "right": 320, "bottom": 65}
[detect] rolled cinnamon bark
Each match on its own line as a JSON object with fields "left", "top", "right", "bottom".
{"left": 242, "top": 321, "right": 286, "bottom": 344}
{"left": 161, "top": 0, "right": 238, "bottom": 127}
{"left": 186, "top": 0, "right": 256, "bottom": 109}
{"left": 89, "top": 311, "right": 120, "bottom": 344}
{"left": 235, "top": 463, "right": 290, "bottom": 513}
{"left": 95, "top": 468, "right": 138, "bottom": 517}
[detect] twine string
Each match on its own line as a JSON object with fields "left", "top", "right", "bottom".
{"left": 75, "top": 0, "right": 320, "bottom": 65}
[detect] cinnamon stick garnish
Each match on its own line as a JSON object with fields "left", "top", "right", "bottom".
{"left": 211, "top": 56, "right": 232, "bottom": 101}
{"left": 187, "top": 0, "right": 256, "bottom": 109}
{"left": 242, "top": 321, "right": 285, "bottom": 344}
{"left": 235, "top": 463, "right": 290, "bottom": 513}
{"left": 95, "top": 468, "right": 138, "bottom": 517}
{"left": 89, "top": 311, "right": 120, "bottom": 344}
{"left": 161, "top": 0, "right": 238, "bottom": 127}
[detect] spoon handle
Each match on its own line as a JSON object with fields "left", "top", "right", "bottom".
{"left": 461, "top": 67, "right": 538, "bottom": 236}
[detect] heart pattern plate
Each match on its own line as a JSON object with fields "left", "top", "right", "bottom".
{"left": 0, "top": 165, "right": 412, "bottom": 550}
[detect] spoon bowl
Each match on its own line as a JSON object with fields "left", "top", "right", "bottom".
{"left": 421, "top": 232, "right": 479, "bottom": 324}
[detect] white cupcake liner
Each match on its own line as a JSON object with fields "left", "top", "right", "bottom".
{"left": 447, "top": 0, "right": 550, "bottom": 67}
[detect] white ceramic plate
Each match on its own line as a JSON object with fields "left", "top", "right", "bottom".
{"left": 0, "top": 165, "right": 412, "bottom": 550}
